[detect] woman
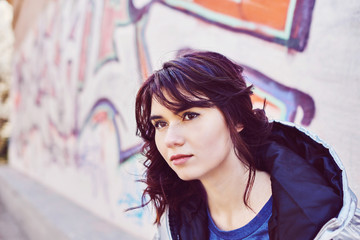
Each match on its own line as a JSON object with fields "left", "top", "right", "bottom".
{"left": 135, "top": 51, "right": 360, "bottom": 239}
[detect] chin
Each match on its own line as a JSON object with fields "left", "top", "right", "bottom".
{"left": 176, "top": 171, "right": 199, "bottom": 181}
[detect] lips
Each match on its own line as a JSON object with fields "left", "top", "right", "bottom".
{"left": 170, "top": 154, "right": 193, "bottom": 165}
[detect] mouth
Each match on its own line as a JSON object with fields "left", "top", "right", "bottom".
{"left": 170, "top": 154, "right": 193, "bottom": 165}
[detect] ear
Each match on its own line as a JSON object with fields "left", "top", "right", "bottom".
{"left": 235, "top": 123, "right": 243, "bottom": 133}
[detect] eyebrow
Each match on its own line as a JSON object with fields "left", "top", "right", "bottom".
{"left": 149, "top": 115, "right": 163, "bottom": 121}
{"left": 150, "top": 107, "right": 197, "bottom": 121}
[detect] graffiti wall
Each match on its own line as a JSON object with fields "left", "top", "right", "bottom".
{"left": 10, "top": 0, "right": 360, "bottom": 238}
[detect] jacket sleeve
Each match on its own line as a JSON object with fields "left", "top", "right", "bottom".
{"left": 153, "top": 207, "right": 172, "bottom": 240}
{"left": 333, "top": 208, "right": 360, "bottom": 239}
{"left": 318, "top": 207, "right": 360, "bottom": 240}
{"left": 314, "top": 189, "right": 360, "bottom": 240}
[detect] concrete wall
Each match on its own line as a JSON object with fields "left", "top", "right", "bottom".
{"left": 10, "top": 0, "right": 360, "bottom": 238}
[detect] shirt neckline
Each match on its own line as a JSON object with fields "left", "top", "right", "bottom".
{"left": 207, "top": 196, "right": 273, "bottom": 239}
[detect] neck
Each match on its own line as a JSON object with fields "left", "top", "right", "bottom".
{"left": 201, "top": 159, "right": 249, "bottom": 215}
{"left": 200, "top": 159, "right": 272, "bottom": 231}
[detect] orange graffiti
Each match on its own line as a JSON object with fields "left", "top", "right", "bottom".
{"left": 194, "top": 0, "right": 290, "bottom": 30}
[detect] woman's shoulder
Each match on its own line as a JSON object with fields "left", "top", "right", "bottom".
{"left": 264, "top": 120, "right": 360, "bottom": 239}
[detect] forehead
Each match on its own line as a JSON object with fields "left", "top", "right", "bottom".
{"left": 150, "top": 97, "right": 168, "bottom": 115}
{"left": 150, "top": 92, "right": 182, "bottom": 116}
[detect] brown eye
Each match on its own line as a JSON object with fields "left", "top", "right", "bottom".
{"left": 153, "top": 121, "right": 167, "bottom": 129}
{"left": 183, "top": 112, "right": 199, "bottom": 121}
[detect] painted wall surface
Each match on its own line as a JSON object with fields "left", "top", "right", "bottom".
{"left": 0, "top": 0, "right": 13, "bottom": 146}
{"left": 10, "top": 0, "right": 360, "bottom": 238}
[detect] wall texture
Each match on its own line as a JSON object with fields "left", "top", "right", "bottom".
{"left": 10, "top": 0, "right": 360, "bottom": 238}
{"left": 0, "top": 0, "right": 14, "bottom": 159}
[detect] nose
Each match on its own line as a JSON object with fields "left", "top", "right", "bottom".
{"left": 164, "top": 124, "right": 185, "bottom": 148}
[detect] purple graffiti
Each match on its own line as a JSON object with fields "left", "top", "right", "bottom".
{"left": 244, "top": 66, "right": 315, "bottom": 126}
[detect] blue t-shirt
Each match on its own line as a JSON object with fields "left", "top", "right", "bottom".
{"left": 208, "top": 197, "right": 272, "bottom": 240}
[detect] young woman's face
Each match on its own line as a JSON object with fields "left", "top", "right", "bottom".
{"left": 150, "top": 95, "right": 240, "bottom": 182}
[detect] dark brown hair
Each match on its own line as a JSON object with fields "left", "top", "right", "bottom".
{"left": 135, "top": 51, "right": 272, "bottom": 223}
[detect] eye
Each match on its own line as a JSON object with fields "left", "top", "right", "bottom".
{"left": 182, "top": 112, "right": 199, "bottom": 121}
{"left": 152, "top": 121, "right": 167, "bottom": 130}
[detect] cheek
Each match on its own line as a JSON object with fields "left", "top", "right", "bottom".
{"left": 197, "top": 123, "right": 232, "bottom": 156}
{"left": 203, "top": 132, "right": 231, "bottom": 154}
